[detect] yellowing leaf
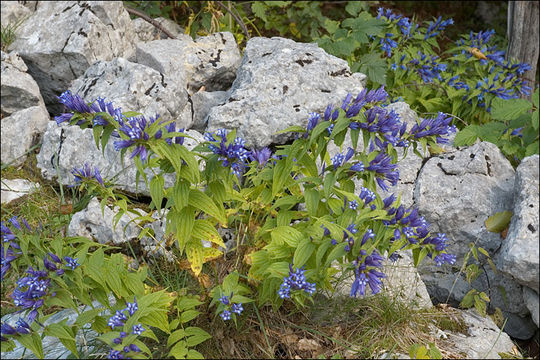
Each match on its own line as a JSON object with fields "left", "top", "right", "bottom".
{"left": 186, "top": 242, "right": 204, "bottom": 276}
{"left": 485, "top": 211, "right": 513, "bottom": 233}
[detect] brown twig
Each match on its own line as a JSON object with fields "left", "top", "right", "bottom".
{"left": 215, "top": 1, "right": 250, "bottom": 40}
{"left": 124, "top": 6, "right": 178, "bottom": 40}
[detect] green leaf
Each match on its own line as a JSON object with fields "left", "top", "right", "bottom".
{"left": 412, "top": 247, "right": 429, "bottom": 267}
{"left": 149, "top": 175, "right": 164, "bottom": 212}
{"left": 460, "top": 289, "right": 476, "bottom": 308}
{"left": 173, "top": 180, "right": 190, "bottom": 210}
{"left": 180, "top": 309, "right": 201, "bottom": 323}
{"left": 491, "top": 97, "right": 531, "bottom": 120}
{"left": 191, "top": 219, "right": 224, "bottom": 247}
{"left": 304, "top": 188, "right": 320, "bottom": 216}
{"left": 453, "top": 125, "right": 479, "bottom": 146}
{"left": 324, "top": 242, "right": 347, "bottom": 268}
{"left": 342, "top": 13, "right": 385, "bottom": 42}
{"left": 531, "top": 110, "right": 539, "bottom": 131}
{"left": 188, "top": 189, "right": 226, "bottom": 225}
{"left": 168, "top": 329, "right": 187, "bottom": 347}
{"left": 269, "top": 226, "right": 304, "bottom": 247}
{"left": 358, "top": 53, "right": 387, "bottom": 85}
{"left": 17, "top": 333, "right": 44, "bottom": 359}
{"left": 169, "top": 340, "right": 188, "bottom": 359}
{"left": 187, "top": 349, "right": 205, "bottom": 359}
{"left": 293, "top": 237, "right": 316, "bottom": 268}
{"left": 323, "top": 172, "right": 335, "bottom": 198}
{"left": 474, "top": 295, "right": 487, "bottom": 316}
{"left": 185, "top": 326, "right": 212, "bottom": 347}
{"left": 525, "top": 140, "right": 539, "bottom": 156}
{"left": 345, "top": 1, "right": 367, "bottom": 16}
{"left": 485, "top": 211, "right": 513, "bottom": 233}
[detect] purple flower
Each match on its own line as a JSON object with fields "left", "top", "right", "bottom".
{"left": 132, "top": 324, "right": 145, "bottom": 335}
{"left": 206, "top": 129, "right": 250, "bottom": 176}
{"left": 251, "top": 147, "right": 272, "bottom": 167}
{"left": 57, "top": 90, "right": 92, "bottom": 114}
{"left": 433, "top": 253, "right": 456, "bottom": 266}
{"left": 278, "top": 264, "right": 316, "bottom": 299}
{"left": 71, "top": 163, "right": 104, "bottom": 186}
{"left": 125, "top": 297, "right": 138, "bottom": 316}
{"left": 220, "top": 310, "right": 232, "bottom": 321}
{"left": 350, "top": 250, "right": 386, "bottom": 297}
{"left": 231, "top": 303, "right": 243, "bottom": 315}
{"left": 350, "top": 162, "right": 364, "bottom": 172}
{"left": 219, "top": 294, "right": 231, "bottom": 306}
{"left": 63, "top": 256, "right": 80, "bottom": 270}
{"left": 424, "top": 16, "right": 453, "bottom": 40}
{"left": 306, "top": 112, "right": 321, "bottom": 132}
{"left": 331, "top": 152, "right": 345, "bottom": 169}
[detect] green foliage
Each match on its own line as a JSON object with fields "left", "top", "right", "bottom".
{"left": 1, "top": 15, "right": 27, "bottom": 52}
{"left": 455, "top": 89, "right": 539, "bottom": 165}
{"left": 408, "top": 343, "right": 442, "bottom": 359}
{"left": 485, "top": 211, "right": 513, "bottom": 233}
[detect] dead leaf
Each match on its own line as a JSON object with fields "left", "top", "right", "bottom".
{"left": 198, "top": 273, "right": 212, "bottom": 288}
{"left": 501, "top": 227, "right": 508, "bottom": 239}
{"left": 281, "top": 333, "right": 299, "bottom": 345}
{"left": 297, "top": 338, "right": 321, "bottom": 352}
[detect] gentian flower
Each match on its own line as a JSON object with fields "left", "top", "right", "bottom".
{"left": 350, "top": 250, "right": 386, "bottom": 297}
{"left": 71, "top": 163, "right": 104, "bottom": 186}
{"left": 278, "top": 264, "right": 316, "bottom": 299}
{"left": 250, "top": 147, "right": 272, "bottom": 168}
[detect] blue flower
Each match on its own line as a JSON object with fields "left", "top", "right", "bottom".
{"left": 278, "top": 264, "right": 316, "bottom": 299}
{"left": 219, "top": 294, "right": 231, "bottom": 306}
{"left": 71, "top": 163, "right": 104, "bottom": 186}
{"left": 380, "top": 33, "right": 398, "bottom": 57}
{"left": 349, "top": 200, "right": 358, "bottom": 210}
{"left": 206, "top": 129, "right": 250, "bottom": 176}
{"left": 424, "top": 16, "right": 453, "bottom": 40}
{"left": 220, "top": 310, "right": 232, "bottom": 321}
{"left": 63, "top": 256, "right": 80, "bottom": 270}
{"left": 250, "top": 147, "right": 272, "bottom": 167}
{"left": 331, "top": 152, "right": 345, "bottom": 169}
{"left": 132, "top": 324, "right": 145, "bottom": 335}
{"left": 350, "top": 250, "right": 386, "bottom": 297}
{"left": 124, "top": 297, "right": 138, "bottom": 316}
{"left": 231, "top": 303, "right": 243, "bottom": 315}
{"left": 306, "top": 112, "right": 321, "bottom": 132}
{"left": 433, "top": 253, "right": 456, "bottom": 266}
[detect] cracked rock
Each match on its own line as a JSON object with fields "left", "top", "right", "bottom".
{"left": 9, "top": 1, "right": 136, "bottom": 114}
{"left": 206, "top": 36, "right": 367, "bottom": 148}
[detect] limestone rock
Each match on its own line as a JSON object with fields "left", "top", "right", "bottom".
{"left": 135, "top": 32, "right": 241, "bottom": 93}
{"left": 9, "top": 1, "right": 136, "bottom": 114}
{"left": 132, "top": 16, "right": 185, "bottom": 43}
{"left": 68, "top": 197, "right": 143, "bottom": 245}
{"left": 414, "top": 141, "right": 515, "bottom": 261}
{"left": 0, "top": 1, "right": 34, "bottom": 26}
{"left": 523, "top": 287, "right": 539, "bottom": 327}
{"left": 69, "top": 57, "right": 191, "bottom": 129}
{"left": 191, "top": 90, "right": 230, "bottom": 131}
{"left": 442, "top": 308, "right": 518, "bottom": 359}
{"left": 206, "top": 36, "right": 367, "bottom": 148}
{"left": 1, "top": 105, "right": 50, "bottom": 166}
{"left": 1, "top": 179, "right": 40, "bottom": 204}
{"left": 496, "top": 155, "right": 539, "bottom": 291}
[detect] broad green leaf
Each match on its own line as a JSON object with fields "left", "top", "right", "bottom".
{"left": 485, "top": 211, "right": 513, "bottom": 233}
{"left": 169, "top": 340, "right": 188, "bottom": 359}
{"left": 453, "top": 126, "right": 479, "bottom": 146}
{"left": 304, "top": 188, "right": 320, "bottom": 216}
{"left": 491, "top": 97, "right": 531, "bottom": 120}
{"left": 191, "top": 219, "right": 224, "bottom": 247}
{"left": 188, "top": 189, "right": 226, "bottom": 225}
{"left": 187, "top": 349, "right": 205, "bottom": 359}
{"left": 173, "top": 180, "right": 190, "bottom": 210}
{"left": 185, "top": 327, "right": 212, "bottom": 346}
{"left": 17, "top": 333, "right": 43, "bottom": 359}
{"left": 293, "top": 238, "right": 316, "bottom": 268}
{"left": 270, "top": 226, "right": 304, "bottom": 247}
{"left": 149, "top": 175, "right": 164, "bottom": 212}
{"left": 180, "top": 309, "right": 201, "bottom": 323}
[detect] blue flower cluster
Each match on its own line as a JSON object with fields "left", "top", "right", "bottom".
{"left": 278, "top": 264, "right": 316, "bottom": 299}
{"left": 55, "top": 91, "right": 122, "bottom": 127}
{"left": 358, "top": 187, "right": 377, "bottom": 209}
{"left": 377, "top": 8, "right": 416, "bottom": 37}
{"left": 113, "top": 114, "right": 163, "bottom": 163}
{"left": 205, "top": 129, "right": 250, "bottom": 176}
{"left": 404, "top": 52, "right": 448, "bottom": 83}
{"left": 366, "top": 152, "right": 399, "bottom": 191}
{"left": 410, "top": 112, "right": 457, "bottom": 144}
{"left": 11, "top": 267, "right": 51, "bottom": 323}
{"left": 1, "top": 319, "right": 31, "bottom": 341}
{"left": 107, "top": 297, "right": 144, "bottom": 359}
{"left": 381, "top": 195, "right": 456, "bottom": 266}
{"left": 423, "top": 16, "right": 454, "bottom": 40}
{"left": 1, "top": 217, "right": 27, "bottom": 280}
{"left": 331, "top": 148, "right": 354, "bottom": 169}
{"left": 218, "top": 293, "right": 244, "bottom": 321}
{"left": 71, "top": 163, "right": 104, "bottom": 186}
{"left": 350, "top": 249, "right": 386, "bottom": 297}
{"left": 250, "top": 147, "right": 272, "bottom": 168}
{"left": 380, "top": 33, "right": 398, "bottom": 57}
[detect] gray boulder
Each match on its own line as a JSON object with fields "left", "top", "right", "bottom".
{"left": 135, "top": 32, "right": 241, "bottom": 93}
{"left": 9, "top": 1, "right": 136, "bottom": 114}
{"left": 1, "top": 105, "right": 50, "bottom": 166}
{"left": 132, "top": 16, "right": 185, "bottom": 43}
{"left": 496, "top": 155, "right": 539, "bottom": 291}
{"left": 1, "top": 51, "right": 45, "bottom": 116}
{"left": 523, "top": 287, "right": 539, "bottom": 327}
{"left": 191, "top": 90, "right": 230, "bottom": 131}
{"left": 414, "top": 141, "right": 515, "bottom": 260}
{"left": 37, "top": 122, "right": 204, "bottom": 194}
{"left": 69, "top": 57, "right": 192, "bottom": 129}
{"left": 1, "top": 51, "right": 50, "bottom": 166}
{"left": 206, "top": 36, "right": 367, "bottom": 148}
{"left": 1, "top": 178, "right": 40, "bottom": 204}
{"left": 0, "top": 1, "right": 35, "bottom": 26}
{"left": 443, "top": 308, "right": 518, "bottom": 359}
{"left": 68, "top": 197, "right": 144, "bottom": 245}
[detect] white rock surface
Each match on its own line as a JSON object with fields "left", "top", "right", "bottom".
{"left": 132, "top": 16, "right": 185, "bottom": 43}
{"left": 69, "top": 57, "right": 192, "bottom": 129}
{"left": 9, "top": 1, "right": 136, "bottom": 114}
{"left": 496, "top": 155, "right": 539, "bottom": 291}
{"left": 206, "top": 36, "right": 367, "bottom": 147}
{"left": 1, "top": 179, "right": 40, "bottom": 204}
{"left": 523, "top": 287, "right": 539, "bottom": 327}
